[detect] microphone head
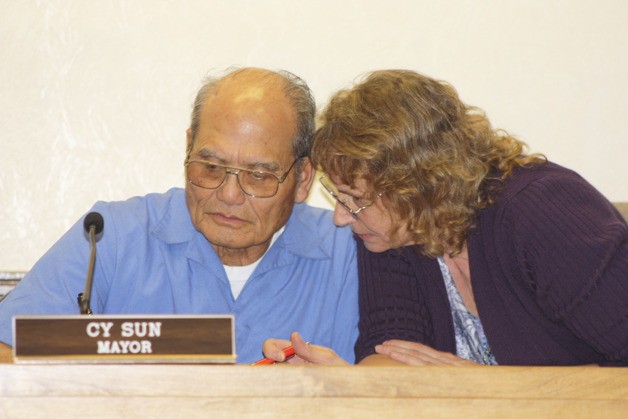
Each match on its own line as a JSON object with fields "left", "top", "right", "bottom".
{"left": 83, "top": 212, "right": 105, "bottom": 235}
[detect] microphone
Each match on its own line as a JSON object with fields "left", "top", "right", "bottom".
{"left": 83, "top": 211, "right": 105, "bottom": 240}
{"left": 78, "top": 212, "right": 104, "bottom": 315}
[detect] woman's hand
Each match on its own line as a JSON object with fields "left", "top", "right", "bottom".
{"left": 261, "top": 332, "right": 349, "bottom": 365}
{"left": 375, "top": 340, "right": 478, "bottom": 366}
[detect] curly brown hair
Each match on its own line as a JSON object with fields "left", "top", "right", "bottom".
{"left": 311, "top": 70, "right": 545, "bottom": 257}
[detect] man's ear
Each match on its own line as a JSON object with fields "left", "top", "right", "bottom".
{"left": 186, "top": 128, "right": 193, "bottom": 154}
{"left": 294, "top": 157, "right": 315, "bottom": 203}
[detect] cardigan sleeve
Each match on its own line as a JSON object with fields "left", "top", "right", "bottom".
{"left": 503, "top": 172, "right": 628, "bottom": 364}
{"left": 354, "top": 242, "right": 454, "bottom": 362}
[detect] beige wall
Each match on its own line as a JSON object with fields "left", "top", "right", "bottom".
{"left": 1, "top": 0, "right": 627, "bottom": 271}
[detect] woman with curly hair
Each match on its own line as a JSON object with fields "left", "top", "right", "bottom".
{"left": 263, "top": 70, "right": 628, "bottom": 366}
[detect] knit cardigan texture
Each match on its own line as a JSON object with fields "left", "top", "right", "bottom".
{"left": 355, "top": 162, "right": 628, "bottom": 365}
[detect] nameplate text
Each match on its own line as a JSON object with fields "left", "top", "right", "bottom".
{"left": 13, "top": 314, "right": 235, "bottom": 363}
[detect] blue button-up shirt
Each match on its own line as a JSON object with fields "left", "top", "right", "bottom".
{"left": 0, "top": 188, "right": 359, "bottom": 363}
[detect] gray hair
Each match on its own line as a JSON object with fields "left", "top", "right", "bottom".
{"left": 188, "top": 68, "right": 315, "bottom": 162}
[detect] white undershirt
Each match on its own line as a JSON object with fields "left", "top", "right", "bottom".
{"left": 223, "top": 227, "right": 284, "bottom": 300}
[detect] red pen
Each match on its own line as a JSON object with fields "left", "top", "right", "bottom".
{"left": 251, "top": 345, "right": 296, "bottom": 365}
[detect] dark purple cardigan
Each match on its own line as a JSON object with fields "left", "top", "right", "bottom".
{"left": 355, "top": 162, "right": 628, "bottom": 365}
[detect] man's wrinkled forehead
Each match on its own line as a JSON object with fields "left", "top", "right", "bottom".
{"left": 201, "top": 77, "right": 291, "bottom": 127}
{"left": 198, "top": 72, "right": 295, "bottom": 141}
{"left": 192, "top": 69, "right": 297, "bottom": 159}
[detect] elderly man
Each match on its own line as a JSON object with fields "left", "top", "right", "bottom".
{"left": 0, "top": 68, "right": 359, "bottom": 363}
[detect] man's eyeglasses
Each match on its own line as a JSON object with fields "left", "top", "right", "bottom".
{"left": 185, "top": 156, "right": 300, "bottom": 198}
{"left": 319, "top": 176, "right": 381, "bottom": 218}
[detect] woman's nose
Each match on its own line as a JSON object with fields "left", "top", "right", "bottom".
{"left": 333, "top": 203, "right": 355, "bottom": 226}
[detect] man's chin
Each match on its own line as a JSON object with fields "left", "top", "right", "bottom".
{"left": 204, "top": 229, "right": 266, "bottom": 252}
{"left": 205, "top": 235, "right": 252, "bottom": 251}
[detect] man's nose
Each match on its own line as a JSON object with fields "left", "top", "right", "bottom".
{"left": 216, "top": 172, "right": 247, "bottom": 204}
{"left": 333, "top": 203, "right": 355, "bottom": 226}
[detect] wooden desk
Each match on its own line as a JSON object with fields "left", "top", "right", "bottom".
{"left": 0, "top": 364, "right": 626, "bottom": 418}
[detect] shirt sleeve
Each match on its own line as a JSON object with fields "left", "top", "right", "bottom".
{"left": 0, "top": 202, "right": 119, "bottom": 346}
{"left": 504, "top": 173, "right": 628, "bottom": 364}
{"left": 0, "top": 214, "right": 94, "bottom": 345}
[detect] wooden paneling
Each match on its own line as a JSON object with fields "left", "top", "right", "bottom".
{"left": 0, "top": 364, "right": 626, "bottom": 418}
{"left": 615, "top": 202, "right": 628, "bottom": 221}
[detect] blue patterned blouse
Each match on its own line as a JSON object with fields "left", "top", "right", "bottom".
{"left": 437, "top": 257, "right": 497, "bottom": 365}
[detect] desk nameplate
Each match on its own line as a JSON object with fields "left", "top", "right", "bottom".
{"left": 13, "top": 314, "right": 235, "bottom": 364}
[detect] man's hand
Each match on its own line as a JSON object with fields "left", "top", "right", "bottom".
{"left": 261, "top": 332, "right": 349, "bottom": 365}
{"left": 375, "top": 340, "right": 478, "bottom": 366}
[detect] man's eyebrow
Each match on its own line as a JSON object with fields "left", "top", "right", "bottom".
{"left": 251, "top": 161, "right": 280, "bottom": 172}
{"left": 195, "top": 148, "right": 280, "bottom": 172}
{"left": 196, "top": 149, "right": 223, "bottom": 162}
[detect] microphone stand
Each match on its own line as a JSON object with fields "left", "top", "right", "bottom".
{"left": 78, "top": 225, "right": 97, "bottom": 315}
